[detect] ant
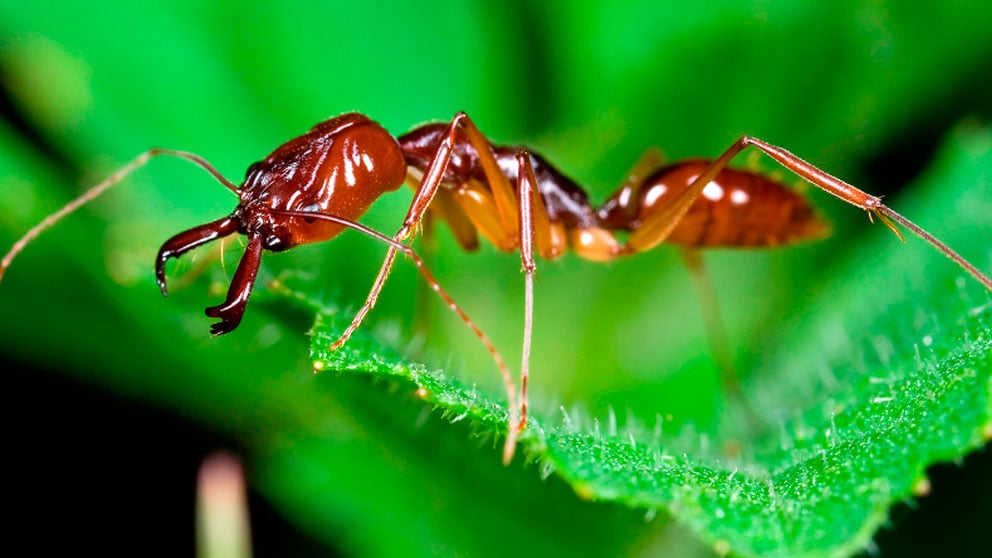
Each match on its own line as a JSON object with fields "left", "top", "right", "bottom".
{"left": 2, "top": 112, "right": 991, "bottom": 464}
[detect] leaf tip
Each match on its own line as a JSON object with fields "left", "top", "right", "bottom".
{"left": 574, "top": 483, "right": 595, "bottom": 501}
{"left": 983, "top": 422, "right": 992, "bottom": 442}
{"left": 312, "top": 360, "right": 325, "bottom": 374}
{"left": 713, "top": 539, "right": 731, "bottom": 556}
{"left": 912, "top": 476, "right": 932, "bottom": 497}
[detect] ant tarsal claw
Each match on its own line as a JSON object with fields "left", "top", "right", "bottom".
{"left": 209, "top": 320, "right": 238, "bottom": 336}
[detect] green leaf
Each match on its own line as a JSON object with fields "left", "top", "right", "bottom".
{"left": 299, "top": 125, "right": 991, "bottom": 558}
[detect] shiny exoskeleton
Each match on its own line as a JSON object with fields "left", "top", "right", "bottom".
{"left": 3, "top": 111, "right": 990, "bottom": 464}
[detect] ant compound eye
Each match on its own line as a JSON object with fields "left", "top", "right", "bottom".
{"left": 245, "top": 161, "right": 262, "bottom": 178}
{"left": 298, "top": 204, "right": 321, "bottom": 223}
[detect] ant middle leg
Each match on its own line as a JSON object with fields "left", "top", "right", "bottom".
{"left": 512, "top": 149, "right": 558, "bottom": 438}
{"left": 679, "top": 248, "right": 738, "bottom": 395}
{"left": 435, "top": 148, "right": 557, "bottom": 457}
{"left": 679, "top": 248, "right": 763, "bottom": 433}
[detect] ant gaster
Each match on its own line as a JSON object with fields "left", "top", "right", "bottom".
{"left": 3, "top": 112, "right": 991, "bottom": 464}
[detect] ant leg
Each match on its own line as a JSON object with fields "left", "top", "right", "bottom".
{"left": 399, "top": 112, "right": 521, "bottom": 243}
{"left": 680, "top": 248, "right": 763, "bottom": 433}
{"left": 513, "top": 151, "right": 538, "bottom": 448}
{"left": 735, "top": 136, "right": 992, "bottom": 290}
{"left": 448, "top": 135, "right": 556, "bottom": 461}
{"left": 507, "top": 148, "right": 561, "bottom": 444}
{"left": 1, "top": 148, "right": 238, "bottom": 284}
{"left": 611, "top": 149, "right": 760, "bottom": 416}
{"left": 330, "top": 112, "right": 482, "bottom": 351}
{"left": 424, "top": 150, "right": 558, "bottom": 460}
{"left": 679, "top": 249, "right": 738, "bottom": 393}
{"left": 328, "top": 247, "right": 403, "bottom": 356}
{"left": 628, "top": 137, "right": 992, "bottom": 290}
{"left": 333, "top": 112, "right": 524, "bottom": 351}
{"left": 395, "top": 113, "right": 519, "bottom": 244}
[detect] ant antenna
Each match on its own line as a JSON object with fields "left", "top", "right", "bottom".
{"left": 0, "top": 148, "right": 239, "bottom": 284}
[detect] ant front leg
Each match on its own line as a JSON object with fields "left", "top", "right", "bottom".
{"left": 327, "top": 112, "right": 528, "bottom": 462}
{"left": 326, "top": 112, "right": 505, "bottom": 350}
{"left": 327, "top": 112, "right": 484, "bottom": 351}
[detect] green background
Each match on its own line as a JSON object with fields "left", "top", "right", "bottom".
{"left": 0, "top": 1, "right": 989, "bottom": 556}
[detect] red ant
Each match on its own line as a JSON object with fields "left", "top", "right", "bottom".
{"left": 2, "top": 112, "right": 991, "bottom": 464}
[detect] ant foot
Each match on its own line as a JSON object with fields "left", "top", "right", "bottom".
{"left": 329, "top": 334, "right": 350, "bottom": 351}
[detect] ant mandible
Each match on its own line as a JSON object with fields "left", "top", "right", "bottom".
{"left": 2, "top": 112, "right": 991, "bottom": 464}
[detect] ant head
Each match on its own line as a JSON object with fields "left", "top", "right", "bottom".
{"left": 155, "top": 113, "right": 408, "bottom": 334}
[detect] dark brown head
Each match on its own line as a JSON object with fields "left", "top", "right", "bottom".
{"left": 156, "top": 113, "right": 407, "bottom": 334}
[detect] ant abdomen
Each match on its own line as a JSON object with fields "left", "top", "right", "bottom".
{"left": 403, "top": 128, "right": 830, "bottom": 255}
{"left": 629, "top": 160, "right": 831, "bottom": 247}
